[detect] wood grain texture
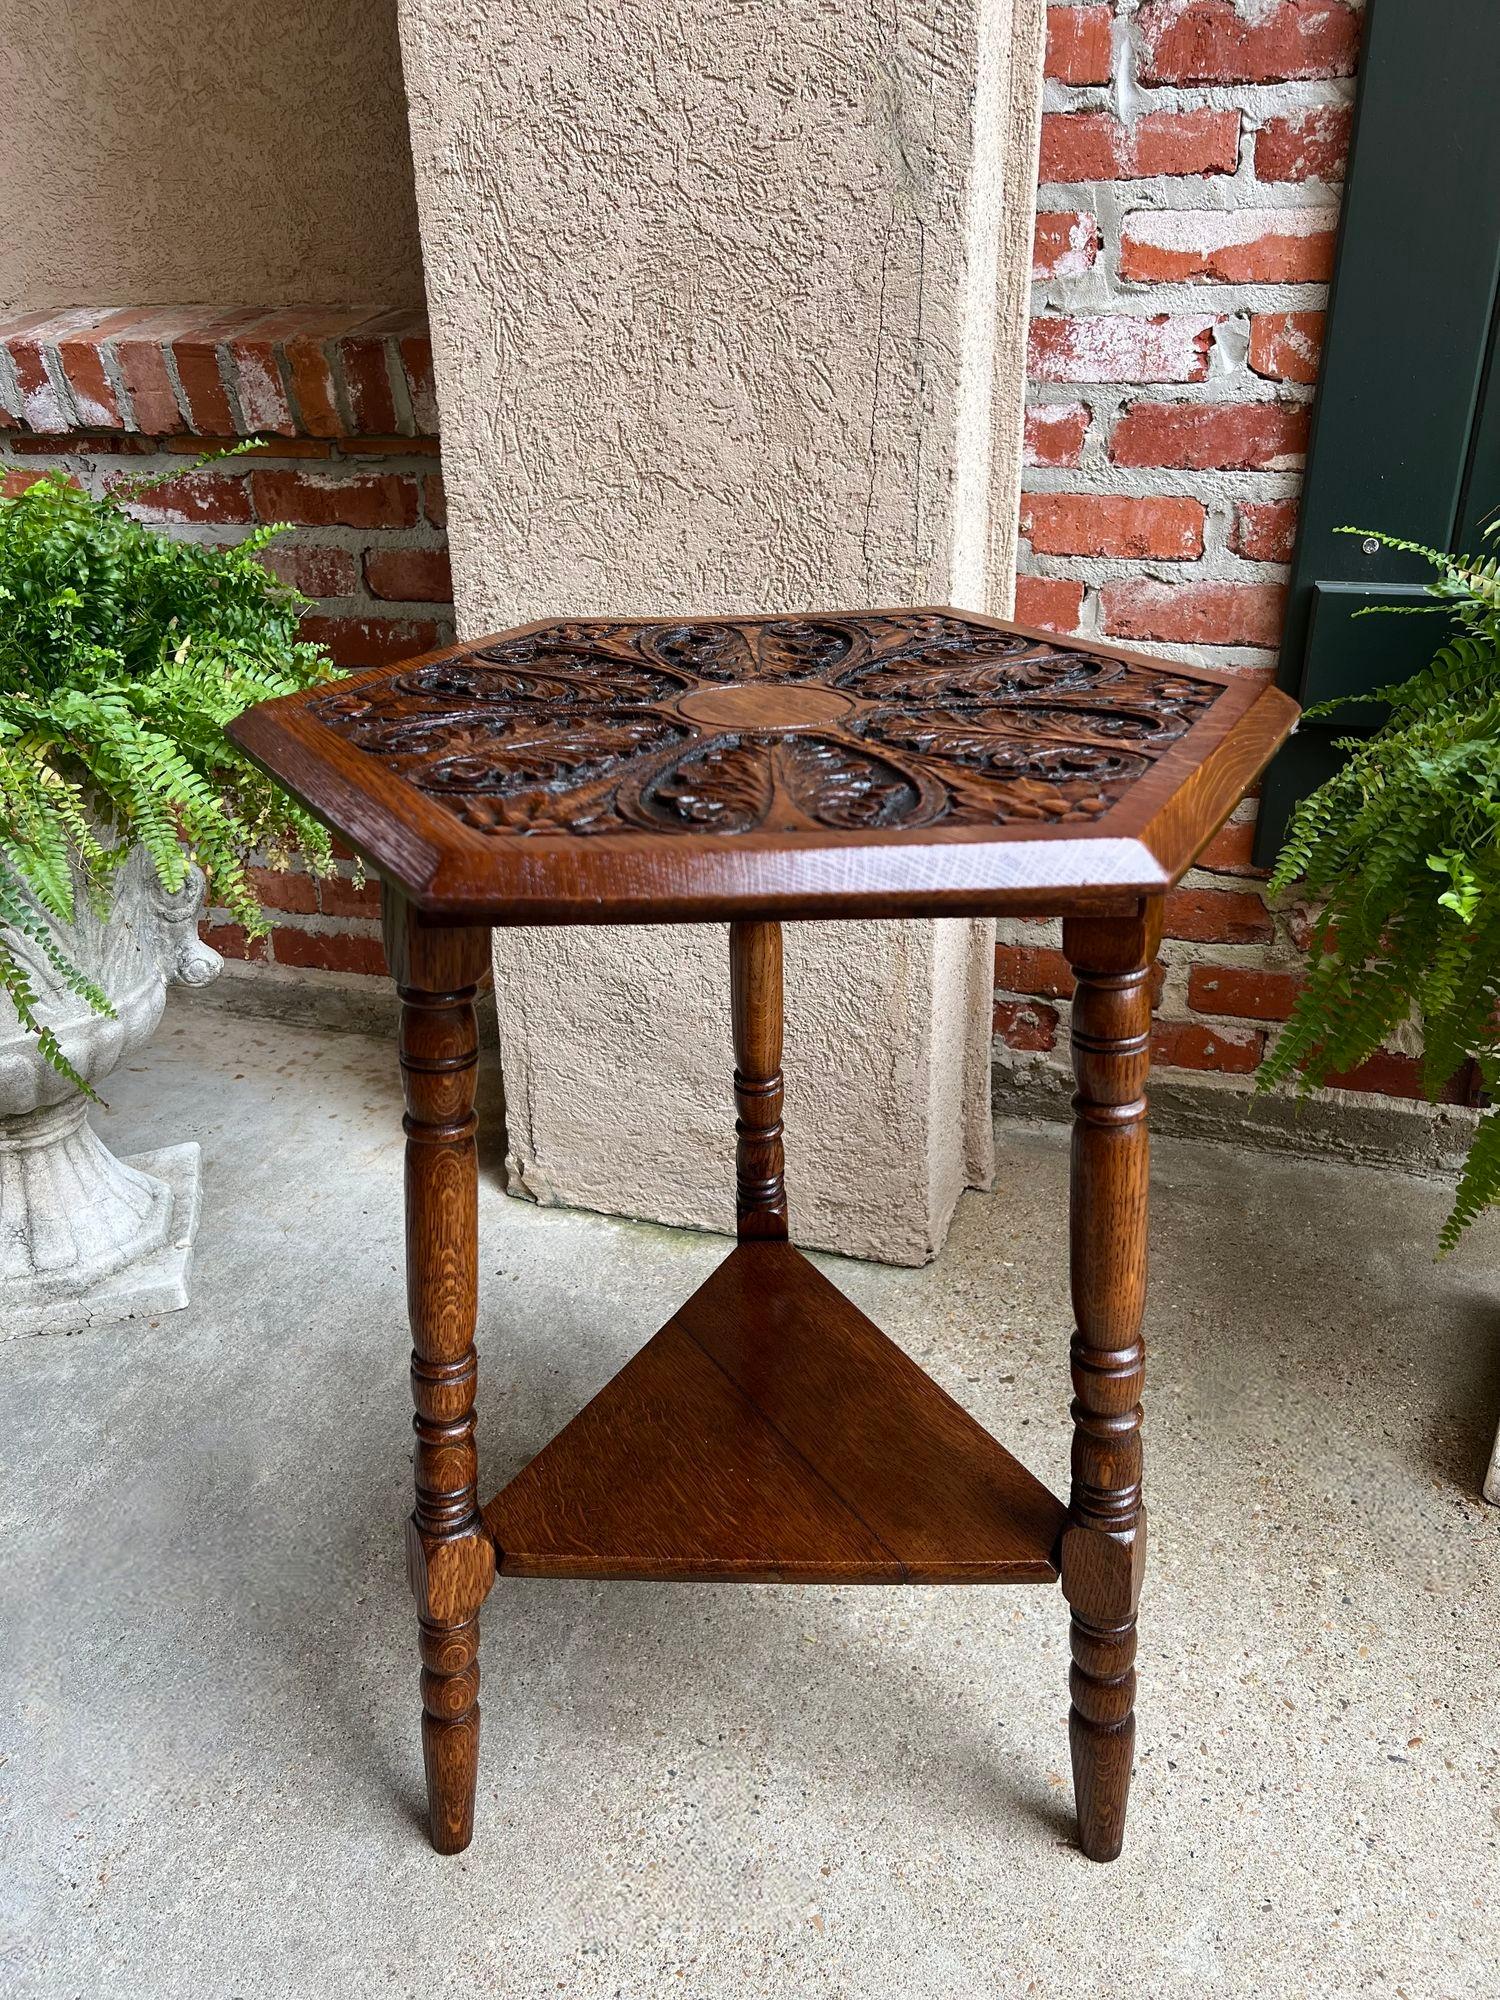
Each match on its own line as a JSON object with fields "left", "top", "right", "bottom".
{"left": 384, "top": 890, "right": 495, "bottom": 1854}
{"left": 1059, "top": 904, "right": 1161, "bottom": 1864}
{"left": 225, "top": 608, "right": 1297, "bottom": 921}
{"left": 729, "top": 920, "right": 788, "bottom": 1240}
{"left": 487, "top": 1316, "right": 899, "bottom": 1583}
{"left": 242, "top": 611, "right": 1291, "bottom": 1865}
{"left": 482, "top": 1242, "right": 1065, "bottom": 1585}
{"left": 292, "top": 613, "right": 1222, "bottom": 837}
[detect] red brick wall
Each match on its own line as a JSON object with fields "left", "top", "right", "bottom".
{"left": 0, "top": 307, "right": 452, "bottom": 987}
{"left": 1002, "top": 2, "right": 1411, "bottom": 1101}
{"left": 3, "top": 173, "right": 1430, "bottom": 1111}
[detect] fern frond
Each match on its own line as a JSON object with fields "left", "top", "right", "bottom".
{"left": 1441, "top": 1086, "right": 1500, "bottom": 1254}
{"left": 1264, "top": 515, "right": 1500, "bottom": 1246}
{"left": 0, "top": 452, "right": 344, "bottom": 1085}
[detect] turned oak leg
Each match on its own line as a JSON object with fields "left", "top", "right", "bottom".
{"left": 729, "top": 920, "right": 788, "bottom": 1241}
{"left": 383, "top": 890, "right": 496, "bottom": 1854}
{"left": 1060, "top": 905, "right": 1161, "bottom": 1862}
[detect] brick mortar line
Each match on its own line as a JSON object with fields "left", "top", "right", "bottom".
{"left": 38, "top": 345, "right": 80, "bottom": 430}
{"left": 3, "top": 439, "right": 441, "bottom": 462}
{"left": 1012, "top": 608, "right": 1284, "bottom": 669}
{"left": 2, "top": 443, "right": 441, "bottom": 474}
{"left": 0, "top": 340, "right": 20, "bottom": 419}
{"left": 208, "top": 907, "right": 381, "bottom": 938}
{"left": 5, "top": 455, "right": 447, "bottom": 543}
{"left": 1035, "top": 177, "right": 1343, "bottom": 219}
{"left": 153, "top": 523, "right": 449, "bottom": 554}
{"left": 1019, "top": 466, "right": 1307, "bottom": 497}
{"left": 1024, "top": 378, "right": 1318, "bottom": 407}
{"left": 1021, "top": 518, "right": 1292, "bottom": 564}
{"left": 1026, "top": 344, "right": 1324, "bottom": 397}
{"left": 96, "top": 338, "right": 135, "bottom": 431}
{"left": 1032, "top": 273, "right": 1335, "bottom": 314}
{"left": 1018, "top": 537, "right": 1294, "bottom": 582}
{"left": 249, "top": 850, "right": 369, "bottom": 879}
{"left": 1035, "top": 286, "right": 1333, "bottom": 321}
{"left": 1042, "top": 78, "right": 1359, "bottom": 120}
{"left": 1020, "top": 559, "right": 1293, "bottom": 590}
{"left": 380, "top": 339, "right": 418, "bottom": 439}
{"left": 154, "top": 340, "right": 197, "bottom": 437}
{"left": 991, "top": 984, "right": 1276, "bottom": 1034}
{"left": 274, "top": 593, "right": 456, "bottom": 618}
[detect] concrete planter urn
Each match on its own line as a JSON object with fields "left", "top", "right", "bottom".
{"left": 0, "top": 847, "right": 222, "bottom": 1337}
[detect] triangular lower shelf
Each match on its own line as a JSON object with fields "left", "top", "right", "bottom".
{"left": 481, "top": 1241, "right": 1065, "bottom": 1586}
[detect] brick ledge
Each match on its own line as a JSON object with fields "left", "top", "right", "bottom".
{"left": 0, "top": 306, "right": 436, "bottom": 441}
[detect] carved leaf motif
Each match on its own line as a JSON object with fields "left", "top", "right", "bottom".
{"left": 309, "top": 688, "right": 377, "bottom": 726}
{"left": 397, "top": 660, "right": 576, "bottom": 704}
{"left": 449, "top": 767, "right": 640, "bottom": 836}
{"left": 628, "top": 736, "right": 774, "bottom": 834}
{"left": 985, "top": 702, "right": 1184, "bottom": 746}
{"left": 936, "top": 767, "right": 1117, "bottom": 823}
{"left": 1112, "top": 667, "right": 1223, "bottom": 726}
{"left": 416, "top": 714, "right": 683, "bottom": 788}
{"left": 396, "top": 656, "right": 686, "bottom": 708}
{"left": 343, "top": 712, "right": 688, "bottom": 839}
{"left": 837, "top": 646, "right": 1124, "bottom": 708}
{"left": 306, "top": 608, "right": 1227, "bottom": 839}
{"left": 861, "top": 701, "right": 1174, "bottom": 757}
{"left": 862, "top": 709, "right": 1147, "bottom": 787}
{"left": 860, "top": 613, "right": 1039, "bottom": 660}
{"left": 778, "top": 736, "right": 936, "bottom": 831}
{"left": 756, "top": 619, "right": 862, "bottom": 681}
{"left": 637, "top": 621, "right": 757, "bottom": 682}
{"left": 479, "top": 623, "right": 644, "bottom": 663}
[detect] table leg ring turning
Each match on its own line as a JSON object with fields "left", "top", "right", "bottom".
{"left": 389, "top": 898, "right": 497, "bottom": 1854}
{"left": 1059, "top": 908, "right": 1159, "bottom": 1861}
{"left": 229, "top": 604, "right": 1296, "bottom": 1865}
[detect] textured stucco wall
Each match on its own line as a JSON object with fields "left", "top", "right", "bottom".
{"left": 400, "top": 0, "right": 1044, "bottom": 624}
{"left": 498, "top": 920, "right": 996, "bottom": 1264}
{"left": 398, "top": 0, "right": 1047, "bottom": 1261}
{"left": 1, "top": 0, "right": 424, "bottom": 311}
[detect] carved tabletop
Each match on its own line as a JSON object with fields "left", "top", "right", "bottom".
{"left": 227, "top": 603, "right": 1301, "bottom": 1865}
{"left": 229, "top": 608, "right": 1297, "bottom": 922}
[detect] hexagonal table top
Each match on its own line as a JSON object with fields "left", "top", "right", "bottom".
{"left": 228, "top": 608, "right": 1296, "bottom": 921}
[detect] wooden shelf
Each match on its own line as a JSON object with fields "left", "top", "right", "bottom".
{"left": 481, "top": 1242, "right": 1065, "bottom": 1585}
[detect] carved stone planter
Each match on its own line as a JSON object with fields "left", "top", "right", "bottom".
{"left": 0, "top": 848, "right": 222, "bottom": 1337}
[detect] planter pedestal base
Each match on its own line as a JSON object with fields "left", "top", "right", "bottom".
{"left": 0, "top": 1096, "right": 203, "bottom": 1338}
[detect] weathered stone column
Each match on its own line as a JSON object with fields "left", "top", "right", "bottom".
{"left": 398, "top": 0, "right": 1047, "bottom": 1262}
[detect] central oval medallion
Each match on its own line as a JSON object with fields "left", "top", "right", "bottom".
{"left": 675, "top": 682, "right": 857, "bottom": 729}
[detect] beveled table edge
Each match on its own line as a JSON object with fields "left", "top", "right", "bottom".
{"left": 227, "top": 609, "right": 1299, "bottom": 922}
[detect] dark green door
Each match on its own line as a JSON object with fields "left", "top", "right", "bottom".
{"left": 1256, "top": 0, "right": 1500, "bottom": 862}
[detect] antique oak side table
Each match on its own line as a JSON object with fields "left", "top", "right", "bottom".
{"left": 229, "top": 608, "right": 1295, "bottom": 1863}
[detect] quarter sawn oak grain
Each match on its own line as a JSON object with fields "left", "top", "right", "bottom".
{"left": 226, "top": 608, "right": 1295, "bottom": 922}
{"left": 232, "top": 605, "right": 1297, "bottom": 1863}
{"left": 482, "top": 1241, "right": 1065, "bottom": 1585}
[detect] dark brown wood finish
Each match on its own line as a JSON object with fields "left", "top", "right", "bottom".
{"left": 230, "top": 607, "right": 1297, "bottom": 1862}
{"left": 482, "top": 1241, "right": 1065, "bottom": 1584}
{"left": 729, "top": 920, "right": 788, "bottom": 1240}
{"left": 1059, "top": 905, "right": 1161, "bottom": 1862}
{"left": 226, "top": 609, "right": 1297, "bottom": 923}
{"left": 383, "top": 890, "right": 496, "bottom": 1855}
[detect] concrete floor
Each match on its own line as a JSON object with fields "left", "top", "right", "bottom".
{"left": 3, "top": 997, "right": 1498, "bottom": 2000}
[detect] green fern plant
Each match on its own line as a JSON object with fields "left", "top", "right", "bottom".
{"left": 0, "top": 451, "right": 343, "bottom": 1093}
{"left": 1260, "top": 522, "right": 1500, "bottom": 1249}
